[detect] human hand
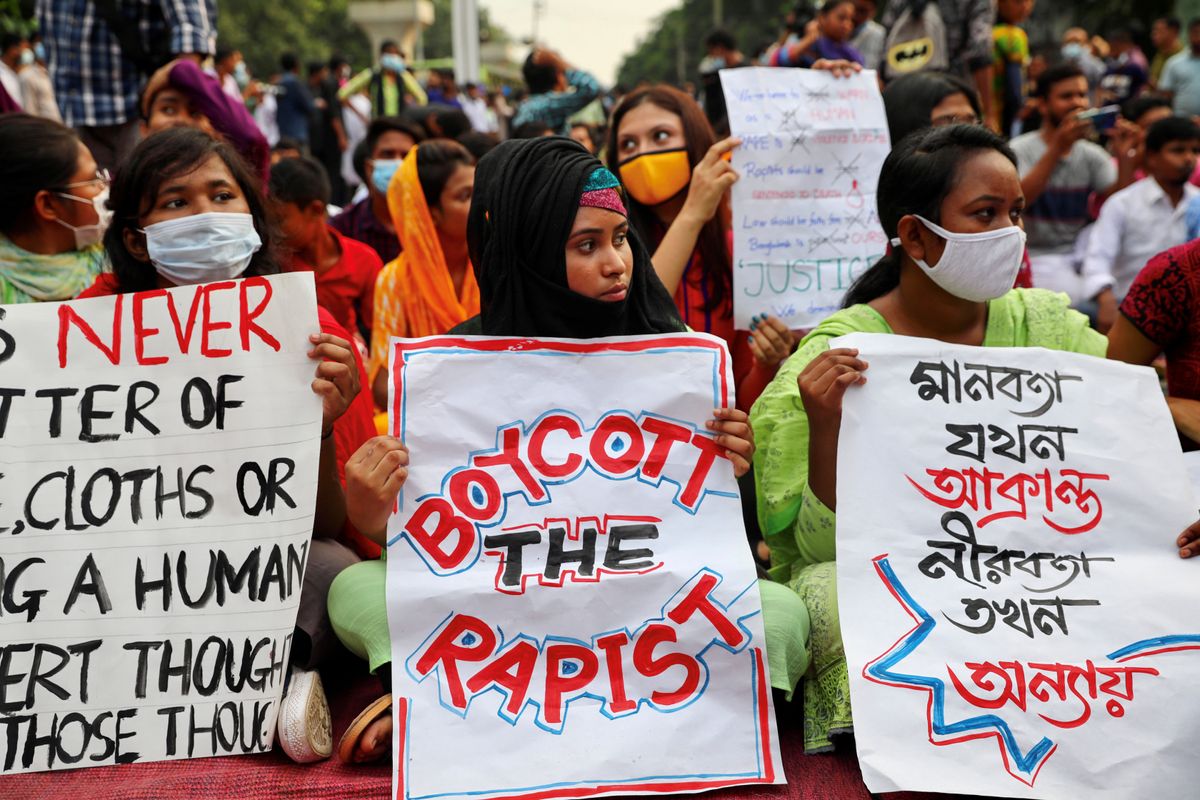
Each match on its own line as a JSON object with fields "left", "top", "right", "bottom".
{"left": 1110, "top": 119, "right": 1144, "bottom": 168}
{"left": 810, "top": 59, "right": 862, "bottom": 78}
{"left": 346, "top": 436, "right": 409, "bottom": 541}
{"left": 1094, "top": 288, "right": 1118, "bottom": 334}
{"left": 797, "top": 347, "right": 868, "bottom": 434}
{"left": 1049, "top": 110, "right": 1092, "bottom": 155}
{"left": 707, "top": 408, "right": 754, "bottom": 477}
{"left": 680, "top": 137, "right": 740, "bottom": 226}
{"left": 309, "top": 332, "right": 360, "bottom": 437}
{"left": 749, "top": 314, "right": 796, "bottom": 369}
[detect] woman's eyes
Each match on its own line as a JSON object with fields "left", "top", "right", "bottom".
{"left": 163, "top": 198, "right": 186, "bottom": 209}
{"left": 619, "top": 138, "right": 636, "bottom": 152}
{"left": 577, "top": 239, "right": 596, "bottom": 253}
{"left": 215, "top": 191, "right": 236, "bottom": 202}
{"left": 1010, "top": 207, "right": 1023, "bottom": 222}
{"left": 614, "top": 231, "right": 627, "bottom": 246}
{"left": 652, "top": 130, "right": 670, "bottom": 143}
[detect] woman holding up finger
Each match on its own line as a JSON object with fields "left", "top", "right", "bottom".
{"left": 750, "top": 124, "right": 1107, "bottom": 754}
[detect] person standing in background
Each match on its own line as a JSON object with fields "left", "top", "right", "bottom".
{"left": 1101, "top": 28, "right": 1150, "bottom": 106}
{"left": 698, "top": 29, "right": 746, "bottom": 137}
{"left": 309, "top": 59, "right": 348, "bottom": 204}
{"left": 1161, "top": 19, "right": 1200, "bottom": 119}
{"left": 512, "top": 48, "right": 600, "bottom": 135}
{"left": 1061, "top": 27, "right": 1108, "bottom": 100}
{"left": 0, "top": 32, "right": 27, "bottom": 111}
{"left": 1150, "top": 17, "right": 1184, "bottom": 88}
{"left": 36, "top": 0, "right": 217, "bottom": 172}
{"left": 277, "top": 52, "right": 315, "bottom": 149}
{"left": 19, "top": 34, "right": 60, "bottom": 121}
{"left": 214, "top": 46, "right": 246, "bottom": 101}
{"left": 338, "top": 41, "right": 427, "bottom": 120}
{"left": 991, "top": 0, "right": 1033, "bottom": 136}
{"left": 849, "top": 0, "right": 885, "bottom": 72}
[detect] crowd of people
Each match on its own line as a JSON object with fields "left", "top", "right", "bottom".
{"left": 3, "top": 0, "right": 1200, "bottom": 780}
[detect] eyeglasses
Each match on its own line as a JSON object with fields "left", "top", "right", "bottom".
{"left": 931, "top": 113, "right": 983, "bottom": 127}
{"left": 52, "top": 168, "right": 112, "bottom": 192}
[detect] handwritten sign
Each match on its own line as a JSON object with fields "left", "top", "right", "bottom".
{"left": 720, "top": 67, "right": 890, "bottom": 329}
{"left": 834, "top": 333, "right": 1200, "bottom": 798}
{"left": 385, "top": 334, "right": 783, "bottom": 800}
{"left": 0, "top": 273, "right": 322, "bottom": 773}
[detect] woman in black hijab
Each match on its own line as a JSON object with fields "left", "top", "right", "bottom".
{"left": 330, "top": 137, "right": 762, "bottom": 764}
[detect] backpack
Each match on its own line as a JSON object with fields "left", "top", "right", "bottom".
{"left": 883, "top": 0, "right": 949, "bottom": 82}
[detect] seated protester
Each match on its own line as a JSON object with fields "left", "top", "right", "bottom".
{"left": 368, "top": 140, "right": 478, "bottom": 408}
{"left": 83, "top": 127, "right": 377, "bottom": 760}
{"left": 751, "top": 125, "right": 1108, "bottom": 755}
{"left": 1082, "top": 117, "right": 1200, "bottom": 332}
{"left": 331, "top": 117, "right": 424, "bottom": 266}
{"left": 512, "top": 48, "right": 601, "bottom": 136}
{"left": 0, "top": 114, "right": 108, "bottom": 302}
{"left": 327, "top": 136, "right": 773, "bottom": 764}
{"left": 269, "top": 156, "right": 384, "bottom": 342}
{"left": 766, "top": 0, "right": 864, "bottom": 67}
{"left": 140, "top": 57, "right": 270, "bottom": 185}
{"left": 1110, "top": 239, "right": 1200, "bottom": 450}
{"left": 1011, "top": 64, "right": 1139, "bottom": 303}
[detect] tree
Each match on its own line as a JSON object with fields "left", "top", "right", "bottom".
{"left": 217, "top": 0, "right": 372, "bottom": 79}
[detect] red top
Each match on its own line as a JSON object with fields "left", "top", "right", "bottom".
{"left": 74, "top": 273, "right": 380, "bottom": 556}
{"left": 281, "top": 226, "right": 383, "bottom": 337}
{"left": 1120, "top": 239, "right": 1200, "bottom": 406}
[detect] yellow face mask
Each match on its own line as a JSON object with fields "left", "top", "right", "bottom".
{"left": 618, "top": 148, "right": 691, "bottom": 207}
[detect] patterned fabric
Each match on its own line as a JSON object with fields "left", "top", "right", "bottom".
{"left": 512, "top": 68, "right": 601, "bottom": 134}
{"left": 579, "top": 167, "right": 626, "bottom": 215}
{"left": 0, "top": 234, "right": 106, "bottom": 303}
{"left": 1120, "top": 239, "right": 1200, "bottom": 404}
{"left": 881, "top": 0, "right": 995, "bottom": 74}
{"left": 367, "top": 146, "right": 479, "bottom": 383}
{"left": 35, "top": 0, "right": 218, "bottom": 128}
{"left": 750, "top": 288, "right": 1107, "bottom": 753}
{"left": 992, "top": 23, "right": 1029, "bottom": 134}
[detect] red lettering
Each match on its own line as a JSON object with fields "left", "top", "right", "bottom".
{"left": 543, "top": 643, "right": 599, "bottom": 725}
{"left": 667, "top": 572, "right": 746, "bottom": 648}
{"left": 528, "top": 415, "right": 583, "bottom": 478}
{"left": 166, "top": 286, "right": 204, "bottom": 354}
{"left": 639, "top": 417, "right": 692, "bottom": 479}
{"left": 403, "top": 498, "right": 476, "bottom": 571}
{"left": 596, "top": 632, "right": 636, "bottom": 714}
{"left": 632, "top": 623, "right": 701, "bottom": 706}
{"left": 57, "top": 295, "right": 123, "bottom": 368}
{"left": 464, "top": 641, "right": 539, "bottom": 717}
{"left": 589, "top": 415, "right": 645, "bottom": 475}
{"left": 447, "top": 468, "right": 502, "bottom": 522}
{"left": 474, "top": 426, "right": 546, "bottom": 500}
{"left": 239, "top": 276, "right": 281, "bottom": 352}
{"left": 680, "top": 433, "right": 726, "bottom": 508}
{"left": 132, "top": 290, "right": 169, "bottom": 366}
{"left": 412, "top": 615, "right": 497, "bottom": 709}
{"left": 200, "top": 281, "right": 236, "bottom": 358}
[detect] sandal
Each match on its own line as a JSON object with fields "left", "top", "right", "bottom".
{"left": 337, "top": 693, "right": 393, "bottom": 764}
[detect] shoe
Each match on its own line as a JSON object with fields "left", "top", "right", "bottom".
{"left": 276, "top": 667, "right": 333, "bottom": 763}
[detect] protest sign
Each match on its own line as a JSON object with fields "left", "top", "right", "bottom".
{"left": 720, "top": 67, "right": 890, "bottom": 330}
{"left": 0, "top": 273, "right": 322, "bottom": 774}
{"left": 834, "top": 333, "right": 1200, "bottom": 798}
{"left": 385, "top": 334, "right": 782, "bottom": 800}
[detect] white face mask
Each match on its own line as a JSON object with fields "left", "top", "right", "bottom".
{"left": 141, "top": 212, "right": 262, "bottom": 285}
{"left": 892, "top": 215, "right": 1026, "bottom": 303}
{"left": 54, "top": 187, "right": 112, "bottom": 249}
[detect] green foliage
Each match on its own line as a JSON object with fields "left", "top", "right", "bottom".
{"left": 216, "top": 0, "right": 372, "bottom": 79}
{"left": 421, "top": 0, "right": 512, "bottom": 60}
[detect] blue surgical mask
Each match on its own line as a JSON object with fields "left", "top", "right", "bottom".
{"left": 372, "top": 159, "right": 401, "bottom": 195}
{"left": 380, "top": 53, "right": 405, "bottom": 73}
{"left": 234, "top": 61, "right": 249, "bottom": 87}
{"left": 1062, "top": 43, "right": 1085, "bottom": 61}
{"left": 141, "top": 212, "right": 262, "bottom": 285}
{"left": 33, "top": 42, "right": 45, "bottom": 63}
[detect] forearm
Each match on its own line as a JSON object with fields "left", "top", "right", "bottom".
{"left": 650, "top": 210, "right": 705, "bottom": 294}
{"left": 1168, "top": 396, "right": 1200, "bottom": 444}
{"left": 312, "top": 433, "right": 347, "bottom": 538}
{"left": 973, "top": 64, "right": 994, "bottom": 125}
{"left": 1020, "top": 146, "right": 1062, "bottom": 206}
{"left": 806, "top": 423, "right": 839, "bottom": 512}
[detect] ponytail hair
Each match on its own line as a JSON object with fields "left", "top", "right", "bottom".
{"left": 842, "top": 124, "right": 1017, "bottom": 307}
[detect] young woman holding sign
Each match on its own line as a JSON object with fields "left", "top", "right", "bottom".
{"left": 750, "top": 123, "right": 1111, "bottom": 754}
{"left": 327, "top": 136, "right": 801, "bottom": 764}
{"left": 80, "top": 127, "right": 377, "bottom": 763}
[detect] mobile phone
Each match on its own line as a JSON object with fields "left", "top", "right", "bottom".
{"left": 1078, "top": 105, "right": 1121, "bottom": 131}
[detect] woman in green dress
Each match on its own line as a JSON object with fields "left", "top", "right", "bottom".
{"left": 750, "top": 124, "right": 1107, "bottom": 753}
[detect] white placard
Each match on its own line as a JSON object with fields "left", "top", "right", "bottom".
{"left": 721, "top": 67, "right": 890, "bottom": 329}
{"left": 835, "top": 332, "right": 1200, "bottom": 798}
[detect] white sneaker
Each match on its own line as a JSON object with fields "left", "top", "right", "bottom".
{"left": 276, "top": 667, "right": 333, "bottom": 763}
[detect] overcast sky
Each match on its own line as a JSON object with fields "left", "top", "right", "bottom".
{"left": 481, "top": 0, "right": 682, "bottom": 85}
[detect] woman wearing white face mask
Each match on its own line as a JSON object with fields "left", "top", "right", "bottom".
{"left": 749, "top": 124, "right": 1108, "bottom": 755}
{"left": 0, "top": 115, "right": 109, "bottom": 303}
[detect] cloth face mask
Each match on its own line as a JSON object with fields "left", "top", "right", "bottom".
{"left": 892, "top": 215, "right": 1026, "bottom": 303}
{"left": 142, "top": 211, "right": 262, "bottom": 285}
{"left": 618, "top": 148, "right": 691, "bottom": 207}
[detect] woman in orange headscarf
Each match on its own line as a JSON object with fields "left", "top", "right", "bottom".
{"left": 369, "top": 139, "right": 478, "bottom": 408}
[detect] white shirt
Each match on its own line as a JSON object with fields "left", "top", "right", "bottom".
{"left": 0, "top": 62, "right": 21, "bottom": 108}
{"left": 1081, "top": 176, "right": 1199, "bottom": 300}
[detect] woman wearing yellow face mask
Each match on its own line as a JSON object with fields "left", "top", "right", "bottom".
{"left": 606, "top": 85, "right": 794, "bottom": 412}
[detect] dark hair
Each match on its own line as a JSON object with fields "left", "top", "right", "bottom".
{"left": 523, "top": 53, "right": 558, "bottom": 95}
{"left": 365, "top": 116, "right": 425, "bottom": 158}
{"left": 103, "top": 128, "right": 279, "bottom": 293}
{"left": 1107, "top": 27, "right": 1135, "bottom": 45}
{"left": 352, "top": 137, "right": 370, "bottom": 184}
{"left": 272, "top": 136, "right": 303, "bottom": 154}
{"left": 843, "top": 125, "right": 1017, "bottom": 307}
{"left": 512, "top": 120, "right": 554, "bottom": 139}
{"left": 0, "top": 32, "right": 24, "bottom": 53}
{"left": 606, "top": 84, "right": 732, "bottom": 315}
{"left": 306, "top": 60, "right": 325, "bottom": 78}
{"left": 1146, "top": 116, "right": 1200, "bottom": 152}
{"left": 0, "top": 114, "right": 83, "bottom": 235}
{"left": 268, "top": 155, "right": 330, "bottom": 207}
{"left": 430, "top": 108, "right": 472, "bottom": 140}
{"left": 882, "top": 71, "right": 982, "bottom": 143}
{"left": 458, "top": 130, "right": 500, "bottom": 160}
{"left": 1035, "top": 64, "right": 1086, "bottom": 98}
{"left": 215, "top": 46, "right": 237, "bottom": 65}
{"left": 1122, "top": 93, "right": 1172, "bottom": 123}
{"left": 1158, "top": 17, "right": 1182, "bottom": 33}
{"left": 415, "top": 139, "right": 475, "bottom": 209}
{"left": 705, "top": 29, "right": 737, "bottom": 50}
{"left": 380, "top": 39, "right": 400, "bottom": 55}
{"left": 819, "top": 0, "right": 854, "bottom": 15}
{"left": 280, "top": 52, "right": 299, "bottom": 72}
{"left": 329, "top": 53, "right": 349, "bottom": 71}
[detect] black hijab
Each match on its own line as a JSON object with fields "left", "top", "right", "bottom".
{"left": 467, "top": 136, "right": 684, "bottom": 338}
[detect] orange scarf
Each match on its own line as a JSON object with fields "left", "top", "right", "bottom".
{"left": 369, "top": 146, "right": 480, "bottom": 381}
